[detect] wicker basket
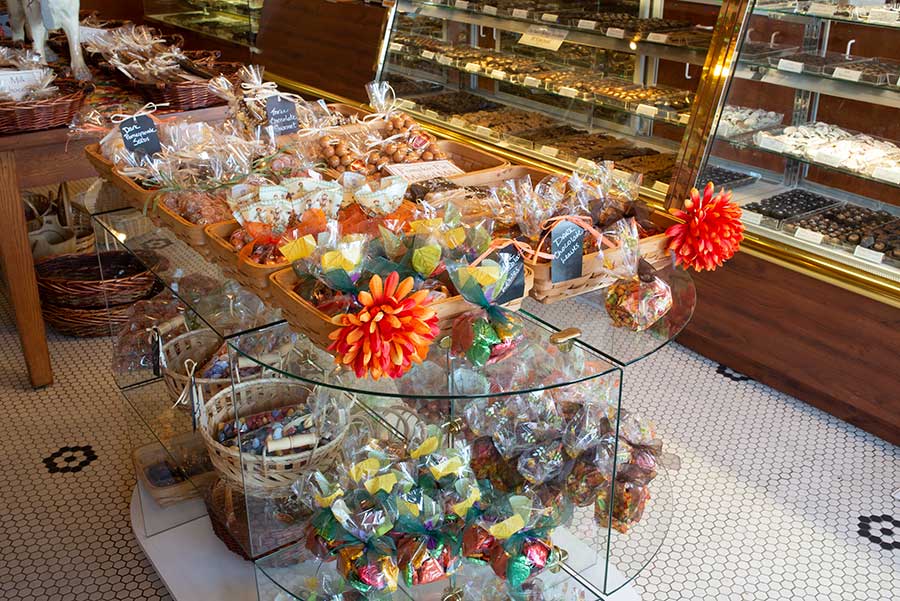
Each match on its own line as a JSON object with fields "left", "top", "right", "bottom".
{"left": 161, "top": 329, "right": 231, "bottom": 404}
{"left": 132, "top": 61, "right": 244, "bottom": 111}
{"left": 155, "top": 201, "right": 218, "bottom": 255}
{"left": 201, "top": 379, "right": 348, "bottom": 494}
{"left": 84, "top": 144, "right": 159, "bottom": 212}
{"left": 236, "top": 243, "right": 284, "bottom": 299}
{"left": 35, "top": 251, "right": 157, "bottom": 308}
{"left": 0, "top": 81, "right": 90, "bottom": 134}
{"left": 42, "top": 281, "right": 163, "bottom": 337}
{"left": 203, "top": 221, "right": 241, "bottom": 277}
{"left": 268, "top": 265, "right": 534, "bottom": 350}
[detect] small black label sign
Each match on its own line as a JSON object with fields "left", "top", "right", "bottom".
{"left": 551, "top": 221, "right": 585, "bottom": 283}
{"left": 493, "top": 247, "right": 525, "bottom": 305}
{"left": 266, "top": 96, "right": 299, "bottom": 135}
{"left": 120, "top": 115, "right": 161, "bottom": 155}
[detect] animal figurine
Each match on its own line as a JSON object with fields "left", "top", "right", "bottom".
{"left": 7, "top": 0, "right": 91, "bottom": 81}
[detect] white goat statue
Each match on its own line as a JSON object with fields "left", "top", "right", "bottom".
{"left": 7, "top": 0, "right": 91, "bottom": 81}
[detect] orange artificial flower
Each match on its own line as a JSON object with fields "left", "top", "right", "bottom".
{"left": 666, "top": 182, "right": 744, "bottom": 272}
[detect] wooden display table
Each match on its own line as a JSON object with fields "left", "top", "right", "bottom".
{"left": 0, "top": 105, "right": 227, "bottom": 388}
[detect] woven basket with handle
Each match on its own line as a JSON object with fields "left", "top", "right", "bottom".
{"left": 0, "top": 81, "right": 90, "bottom": 134}
{"left": 201, "top": 379, "right": 349, "bottom": 495}
{"left": 35, "top": 251, "right": 158, "bottom": 308}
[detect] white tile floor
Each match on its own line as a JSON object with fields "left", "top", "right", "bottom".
{"left": 0, "top": 286, "right": 897, "bottom": 600}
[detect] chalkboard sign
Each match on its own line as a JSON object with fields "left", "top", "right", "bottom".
{"left": 493, "top": 247, "right": 525, "bottom": 305}
{"left": 119, "top": 115, "right": 161, "bottom": 155}
{"left": 266, "top": 96, "right": 299, "bottom": 135}
{"left": 551, "top": 220, "right": 585, "bottom": 283}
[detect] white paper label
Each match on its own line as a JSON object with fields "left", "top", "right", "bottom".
{"left": 558, "top": 86, "right": 579, "bottom": 98}
{"left": 490, "top": 69, "right": 507, "bottom": 80}
{"left": 742, "top": 210, "right": 763, "bottom": 225}
{"left": 475, "top": 125, "right": 495, "bottom": 138}
{"left": 872, "top": 165, "right": 900, "bottom": 184}
{"left": 424, "top": 110, "right": 441, "bottom": 121}
{"left": 389, "top": 42, "right": 403, "bottom": 53}
{"left": 678, "top": 112, "right": 691, "bottom": 124}
{"left": 422, "top": 50, "right": 435, "bottom": 60}
{"left": 464, "top": 62, "right": 481, "bottom": 72}
{"left": 652, "top": 180, "right": 669, "bottom": 192}
{"left": 512, "top": 9, "right": 529, "bottom": 19}
{"left": 636, "top": 104, "right": 659, "bottom": 118}
{"left": 455, "top": 0, "right": 469, "bottom": 9}
{"left": 777, "top": 59, "right": 805, "bottom": 73}
{"left": 523, "top": 76, "right": 542, "bottom": 87}
{"left": 396, "top": 99, "right": 416, "bottom": 109}
{"left": 577, "top": 19, "right": 597, "bottom": 30}
{"left": 807, "top": 2, "right": 836, "bottom": 16}
{"left": 540, "top": 145, "right": 560, "bottom": 158}
{"left": 576, "top": 157, "right": 596, "bottom": 171}
{"left": 541, "top": 13, "right": 559, "bottom": 23}
{"left": 0, "top": 69, "right": 46, "bottom": 100}
{"left": 606, "top": 27, "right": 626, "bottom": 39}
{"left": 794, "top": 227, "right": 825, "bottom": 244}
{"left": 853, "top": 245, "right": 885, "bottom": 263}
{"left": 757, "top": 136, "right": 786, "bottom": 153}
{"left": 437, "top": 55, "right": 453, "bottom": 66}
{"left": 646, "top": 33, "right": 669, "bottom": 44}
{"left": 811, "top": 150, "right": 844, "bottom": 168}
{"left": 832, "top": 67, "right": 862, "bottom": 82}
{"left": 868, "top": 8, "right": 900, "bottom": 24}
{"left": 449, "top": 117, "right": 467, "bottom": 128}
{"left": 518, "top": 25, "right": 568, "bottom": 51}
{"left": 482, "top": 5, "right": 498, "bottom": 16}
{"left": 384, "top": 160, "right": 465, "bottom": 183}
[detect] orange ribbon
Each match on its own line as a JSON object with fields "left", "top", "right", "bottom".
{"left": 471, "top": 238, "right": 553, "bottom": 268}
{"left": 535, "top": 215, "right": 611, "bottom": 261}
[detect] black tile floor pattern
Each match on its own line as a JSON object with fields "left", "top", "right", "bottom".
{"left": 1, "top": 278, "right": 898, "bottom": 600}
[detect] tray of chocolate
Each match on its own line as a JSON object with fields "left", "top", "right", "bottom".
{"left": 741, "top": 189, "right": 842, "bottom": 229}
{"left": 782, "top": 204, "right": 898, "bottom": 252}
{"left": 739, "top": 41, "right": 799, "bottom": 61}
{"left": 617, "top": 153, "right": 677, "bottom": 186}
{"left": 412, "top": 91, "right": 501, "bottom": 116}
{"left": 524, "top": 69, "right": 609, "bottom": 100}
{"left": 860, "top": 220, "right": 900, "bottom": 267}
{"left": 451, "top": 107, "right": 559, "bottom": 135}
{"left": 768, "top": 51, "right": 868, "bottom": 75}
{"left": 823, "top": 58, "right": 900, "bottom": 86}
{"left": 698, "top": 165, "right": 761, "bottom": 189}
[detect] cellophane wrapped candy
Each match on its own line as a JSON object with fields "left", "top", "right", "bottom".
{"left": 604, "top": 218, "right": 672, "bottom": 331}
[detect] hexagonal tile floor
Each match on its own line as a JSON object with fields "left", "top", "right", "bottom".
{"left": 0, "top": 286, "right": 897, "bottom": 600}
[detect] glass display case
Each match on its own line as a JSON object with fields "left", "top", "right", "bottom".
{"left": 143, "top": 0, "right": 262, "bottom": 48}
{"left": 375, "top": 0, "right": 736, "bottom": 202}
{"left": 697, "top": 0, "right": 900, "bottom": 286}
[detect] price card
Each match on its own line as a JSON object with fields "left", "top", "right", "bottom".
{"left": 652, "top": 180, "right": 670, "bottom": 193}
{"left": 606, "top": 27, "right": 626, "bottom": 39}
{"left": 541, "top": 13, "right": 559, "bottom": 23}
{"left": 806, "top": 2, "right": 836, "bottom": 16}
{"left": 558, "top": 86, "right": 579, "bottom": 98}
{"left": 518, "top": 25, "right": 568, "bottom": 51}
{"left": 757, "top": 136, "right": 786, "bottom": 153}
{"left": 831, "top": 67, "right": 862, "bottom": 82}
{"left": 523, "top": 76, "right": 542, "bottom": 87}
{"left": 437, "top": 55, "right": 454, "bottom": 66}
{"left": 810, "top": 150, "right": 843, "bottom": 168}
{"left": 512, "top": 8, "right": 529, "bottom": 19}
{"left": 119, "top": 115, "right": 161, "bottom": 156}
{"left": 492, "top": 246, "right": 526, "bottom": 305}
{"left": 678, "top": 112, "right": 691, "bottom": 124}
{"left": 576, "top": 157, "right": 597, "bottom": 171}
{"left": 385, "top": 160, "right": 464, "bottom": 183}
{"left": 449, "top": 117, "right": 468, "bottom": 128}
{"left": 422, "top": 50, "right": 435, "bottom": 60}
{"left": 853, "top": 245, "right": 885, "bottom": 263}
{"left": 389, "top": 42, "right": 404, "bottom": 53}
{"left": 455, "top": 0, "right": 469, "bottom": 9}
{"left": 0, "top": 69, "right": 46, "bottom": 101}
{"left": 482, "top": 5, "right": 498, "bottom": 16}
{"left": 396, "top": 98, "right": 416, "bottom": 109}
{"left": 867, "top": 8, "right": 899, "bottom": 24}
{"left": 424, "top": 109, "right": 441, "bottom": 119}
{"left": 464, "top": 62, "right": 481, "bottom": 72}
{"left": 794, "top": 227, "right": 825, "bottom": 244}
{"left": 636, "top": 104, "right": 659, "bottom": 118}
{"left": 540, "top": 145, "right": 560, "bottom": 158}
{"left": 490, "top": 69, "right": 507, "bottom": 80}
{"left": 872, "top": 166, "right": 900, "bottom": 184}
{"left": 742, "top": 210, "right": 763, "bottom": 225}
{"left": 266, "top": 97, "right": 300, "bottom": 135}
{"left": 777, "top": 59, "right": 804, "bottom": 73}
{"left": 577, "top": 19, "right": 597, "bottom": 30}
{"left": 646, "top": 32, "right": 669, "bottom": 44}
{"left": 551, "top": 221, "right": 586, "bottom": 283}
{"left": 475, "top": 125, "right": 495, "bottom": 138}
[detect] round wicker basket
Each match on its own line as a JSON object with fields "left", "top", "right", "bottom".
{"left": 35, "top": 250, "right": 157, "bottom": 308}
{"left": 0, "top": 81, "right": 90, "bottom": 135}
{"left": 201, "top": 379, "right": 348, "bottom": 494}
{"left": 162, "top": 329, "right": 231, "bottom": 405}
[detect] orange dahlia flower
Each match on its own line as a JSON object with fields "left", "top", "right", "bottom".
{"left": 327, "top": 272, "right": 439, "bottom": 380}
{"left": 666, "top": 182, "right": 744, "bottom": 272}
